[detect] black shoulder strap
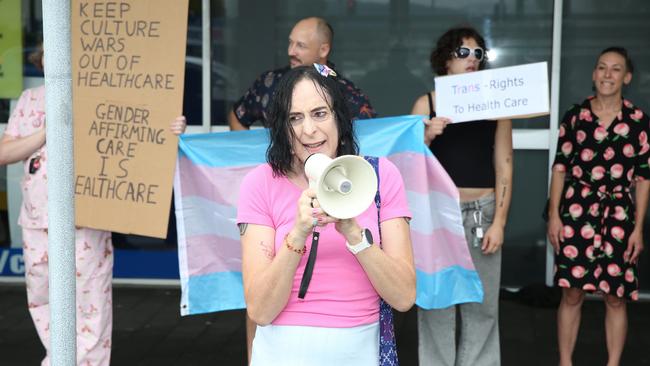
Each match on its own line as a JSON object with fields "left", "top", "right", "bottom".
{"left": 364, "top": 156, "right": 382, "bottom": 242}
{"left": 426, "top": 92, "right": 436, "bottom": 119}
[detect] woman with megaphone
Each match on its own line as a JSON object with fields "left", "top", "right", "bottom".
{"left": 236, "top": 64, "right": 415, "bottom": 365}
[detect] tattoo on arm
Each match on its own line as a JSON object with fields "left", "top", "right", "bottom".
{"left": 259, "top": 241, "right": 274, "bottom": 260}
{"left": 498, "top": 178, "right": 509, "bottom": 207}
{"left": 238, "top": 223, "right": 248, "bottom": 236}
{"left": 403, "top": 217, "right": 411, "bottom": 225}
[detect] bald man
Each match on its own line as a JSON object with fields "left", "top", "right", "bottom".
{"left": 228, "top": 17, "right": 376, "bottom": 130}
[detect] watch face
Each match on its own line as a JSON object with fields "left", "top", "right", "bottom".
{"left": 364, "top": 228, "right": 374, "bottom": 244}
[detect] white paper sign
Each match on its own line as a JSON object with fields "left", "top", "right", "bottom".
{"left": 435, "top": 62, "right": 549, "bottom": 123}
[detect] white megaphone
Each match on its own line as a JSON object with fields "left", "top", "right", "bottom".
{"left": 304, "top": 153, "right": 378, "bottom": 219}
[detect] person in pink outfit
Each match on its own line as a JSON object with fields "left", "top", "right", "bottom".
{"left": 236, "top": 65, "right": 415, "bottom": 365}
{"left": 0, "top": 47, "right": 186, "bottom": 366}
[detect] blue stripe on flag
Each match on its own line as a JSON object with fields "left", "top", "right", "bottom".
{"left": 178, "top": 115, "right": 428, "bottom": 168}
{"left": 184, "top": 266, "right": 483, "bottom": 313}
{"left": 187, "top": 271, "right": 246, "bottom": 314}
{"left": 356, "top": 115, "right": 429, "bottom": 157}
{"left": 179, "top": 128, "right": 270, "bottom": 167}
{"left": 416, "top": 266, "right": 484, "bottom": 310}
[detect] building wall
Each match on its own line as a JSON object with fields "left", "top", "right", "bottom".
{"left": 1, "top": 0, "right": 649, "bottom": 287}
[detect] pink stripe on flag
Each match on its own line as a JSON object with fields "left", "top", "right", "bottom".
{"left": 186, "top": 234, "right": 242, "bottom": 276}
{"left": 387, "top": 153, "right": 458, "bottom": 199}
{"left": 178, "top": 156, "right": 256, "bottom": 206}
{"left": 411, "top": 228, "right": 474, "bottom": 273}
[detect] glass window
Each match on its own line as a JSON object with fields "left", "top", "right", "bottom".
{"left": 0, "top": 101, "right": 8, "bottom": 126}
{"left": 0, "top": 166, "right": 9, "bottom": 247}
{"left": 215, "top": 0, "right": 553, "bottom": 128}
{"left": 0, "top": 0, "right": 44, "bottom": 123}
{"left": 215, "top": 0, "right": 555, "bottom": 289}
{"left": 0, "top": 0, "right": 44, "bottom": 255}
{"left": 560, "top": 0, "right": 650, "bottom": 113}
{"left": 210, "top": 1, "right": 236, "bottom": 126}
{"left": 502, "top": 150, "right": 549, "bottom": 287}
{"left": 182, "top": 0, "right": 205, "bottom": 125}
{"left": 4, "top": 0, "right": 645, "bottom": 286}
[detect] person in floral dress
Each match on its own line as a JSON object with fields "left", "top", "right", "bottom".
{"left": 547, "top": 47, "right": 649, "bottom": 366}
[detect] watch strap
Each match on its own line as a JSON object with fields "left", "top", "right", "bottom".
{"left": 346, "top": 229, "right": 372, "bottom": 254}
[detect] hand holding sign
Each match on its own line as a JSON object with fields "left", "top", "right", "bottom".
{"left": 170, "top": 116, "right": 187, "bottom": 136}
{"left": 435, "top": 62, "right": 550, "bottom": 123}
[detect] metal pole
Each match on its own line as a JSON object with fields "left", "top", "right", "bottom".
{"left": 42, "top": 0, "right": 77, "bottom": 364}
{"left": 546, "top": 0, "right": 564, "bottom": 286}
{"left": 202, "top": 0, "right": 211, "bottom": 131}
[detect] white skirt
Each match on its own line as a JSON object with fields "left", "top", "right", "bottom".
{"left": 250, "top": 322, "right": 380, "bottom": 366}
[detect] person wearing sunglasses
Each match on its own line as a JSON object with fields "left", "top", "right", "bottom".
{"left": 410, "top": 26, "right": 513, "bottom": 366}
{"left": 547, "top": 47, "right": 648, "bottom": 366}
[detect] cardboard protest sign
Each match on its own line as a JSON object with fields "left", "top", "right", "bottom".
{"left": 435, "top": 62, "right": 549, "bottom": 123}
{"left": 0, "top": 0, "right": 23, "bottom": 98}
{"left": 72, "top": 0, "right": 189, "bottom": 238}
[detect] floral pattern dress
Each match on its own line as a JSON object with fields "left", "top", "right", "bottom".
{"left": 552, "top": 97, "right": 650, "bottom": 300}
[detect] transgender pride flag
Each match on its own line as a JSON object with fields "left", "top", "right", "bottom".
{"left": 174, "top": 115, "right": 483, "bottom": 316}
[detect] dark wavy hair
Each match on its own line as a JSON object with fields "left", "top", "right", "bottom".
{"left": 266, "top": 65, "right": 358, "bottom": 177}
{"left": 597, "top": 46, "right": 634, "bottom": 74}
{"left": 430, "top": 26, "right": 488, "bottom": 76}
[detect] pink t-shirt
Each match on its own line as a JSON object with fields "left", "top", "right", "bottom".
{"left": 237, "top": 157, "right": 411, "bottom": 328}
{"left": 5, "top": 86, "right": 48, "bottom": 229}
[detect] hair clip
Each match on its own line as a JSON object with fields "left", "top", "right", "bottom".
{"left": 313, "top": 63, "right": 337, "bottom": 77}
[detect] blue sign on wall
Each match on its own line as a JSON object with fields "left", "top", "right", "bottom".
{"left": 0, "top": 248, "right": 179, "bottom": 279}
{"left": 0, "top": 248, "right": 24, "bottom": 276}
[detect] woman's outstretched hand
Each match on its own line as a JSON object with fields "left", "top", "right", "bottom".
{"left": 423, "top": 117, "right": 451, "bottom": 145}
{"left": 170, "top": 116, "right": 187, "bottom": 136}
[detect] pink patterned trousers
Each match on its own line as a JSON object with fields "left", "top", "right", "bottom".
{"left": 23, "top": 228, "right": 113, "bottom": 366}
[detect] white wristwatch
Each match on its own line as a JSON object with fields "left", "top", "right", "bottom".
{"left": 346, "top": 228, "right": 374, "bottom": 255}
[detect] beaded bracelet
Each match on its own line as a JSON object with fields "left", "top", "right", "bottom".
{"left": 284, "top": 234, "right": 306, "bottom": 255}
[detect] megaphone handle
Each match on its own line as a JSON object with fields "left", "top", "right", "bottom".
{"left": 298, "top": 231, "right": 320, "bottom": 299}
